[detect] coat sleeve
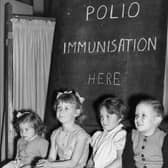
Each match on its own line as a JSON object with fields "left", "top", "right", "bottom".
{"left": 162, "top": 134, "right": 168, "bottom": 168}
{"left": 122, "top": 130, "right": 136, "bottom": 168}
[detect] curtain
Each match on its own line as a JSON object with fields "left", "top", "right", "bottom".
{"left": 11, "top": 18, "right": 55, "bottom": 118}
{"left": 5, "top": 18, "right": 55, "bottom": 158}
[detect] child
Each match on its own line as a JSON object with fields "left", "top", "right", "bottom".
{"left": 37, "top": 90, "right": 90, "bottom": 168}
{"left": 123, "top": 98, "right": 168, "bottom": 168}
{"left": 87, "top": 96, "right": 127, "bottom": 168}
{"left": 3, "top": 110, "right": 49, "bottom": 168}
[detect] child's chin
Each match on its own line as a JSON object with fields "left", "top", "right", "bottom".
{"left": 136, "top": 127, "right": 145, "bottom": 132}
{"left": 24, "top": 137, "right": 31, "bottom": 141}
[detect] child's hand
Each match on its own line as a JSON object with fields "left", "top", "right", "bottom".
{"left": 36, "top": 159, "right": 52, "bottom": 168}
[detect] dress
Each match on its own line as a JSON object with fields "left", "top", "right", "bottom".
{"left": 91, "top": 124, "right": 126, "bottom": 168}
{"left": 122, "top": 129, "right": 168, "bottom": 168}
{"left": 3, "top": 136, "right": 49, "bottom": 168}
{"left": 52, "top": 125, "right": 90, "bottom": 168}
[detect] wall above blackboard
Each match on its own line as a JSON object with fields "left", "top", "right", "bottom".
{"left": 45, "top": 0, "right": 167, "bottom": 133}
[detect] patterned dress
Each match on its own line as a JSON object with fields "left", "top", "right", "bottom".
{"left": 52, "top": 125, "right": 90, "bottom": 168}
{"left": 3, "top": 136, "right": 48, "bottom": 168}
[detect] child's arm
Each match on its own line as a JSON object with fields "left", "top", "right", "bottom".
{"left": 39, "top": 139, "right": 49, "bottom": 158}
{"left": 105, "top": 129, "right": 127, "bottom": 168}
{"left": 104, "top": 150, "right": 122, "bottom": 168}
{"left": 48, "top": 130, "right": 58, "bottom": 161}
{"left": 37, "top": 133, "right": 89, "bottom": 168}
{"left": 15, "top": 138, "right": 27, "bottom": 167}
{"left": 36, "top": 131, "right": 58, "bottom": 168}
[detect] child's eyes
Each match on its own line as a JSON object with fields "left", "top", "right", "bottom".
{"left": 142, "top": 114, "right": 146, "bottom": 117}
{"left": 135, "top": 113, "right": 146, "bottom": 119}
{"left": 65, "top": 107, "right": 70, "bottom": 110}
{"left": 57, "top": 107, "right": 62, "bottom": 111}
{"left": 57, "top": 106, "right": 70, "bottom": 111}
{"left": 100, "top": 115, "right": 110, "bottom": 120}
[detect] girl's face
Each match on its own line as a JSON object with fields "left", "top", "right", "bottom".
{"left": 19, "top": 122, "right": 36, "bottom": 141}
{"left": 135, "top": 103, "right": 161, "bottom": 136}
{"left": 100, "top": 106, "right": 121, "bottom": 131}
{"left": 56, "top": 101, "right": 80, "bottom": 124}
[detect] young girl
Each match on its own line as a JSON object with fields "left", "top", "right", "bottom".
{"left": 3, "top": 110, "right": 49, "bottom": 168}
{"left": 37, "top": 90, "right": 90, "bottom": 168}
{"left": 87, "top": 96, "right": 127, "bottom": 168}
{"left": 123, "top": 98, "right": 168, "bottom": 168}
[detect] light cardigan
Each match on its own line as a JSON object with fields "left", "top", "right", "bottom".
{"left": 122, "top": 128, "right": 168, "bottom": 168}
{"left": 91, "top": 124, "right": 126, "bottom": 168}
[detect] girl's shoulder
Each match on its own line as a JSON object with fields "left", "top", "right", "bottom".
{"left": 74, "top": 125, "right": 90, "bottom": 140}
{"left": 17, "top": 137, "right": 27, "bottom": 146}
{"left": 113, "top": 128, "right": 127, "bottom": 142}
{"left": 51, "top": 125, "right": 90, "bottom": 141}
{"left": 28, "top": 136, "right": 49, "bottom": 148}
{"left": 91, "top": 131, "right": 103, "bottom": 146}
{"left": 33, "top": 136, "right": 48, "bottom": 143}
{"left": 91, "top": 131, "right": 102, "bottom": 139}
{"left": 51, "top": 127, "right": 62, "bottom": 138}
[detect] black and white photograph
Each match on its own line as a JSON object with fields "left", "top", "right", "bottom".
{"left": 0, "top": 0, "right": 168, "bottom": 168}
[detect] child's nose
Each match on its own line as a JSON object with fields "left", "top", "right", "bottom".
{"left": 136, "top": 117, "right": 142, "bottom": 122}
{"left": 101, "top": 118, "right": 106, "bottom": 123}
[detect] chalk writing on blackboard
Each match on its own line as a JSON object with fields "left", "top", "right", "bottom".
{"left": 88, "top": 72, "right": 121, "bottom": 85}
{"left": 86, "top": 2, "right": 140, "bottom": 21}
{"left": 63, "top": 37, "right": 157, "bottom": 54}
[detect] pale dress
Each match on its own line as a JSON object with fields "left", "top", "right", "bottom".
{"left": 3, "top": 136, "right": 48, "bottom": 168}
{"left": 91, "top": 124, "right": 126, "bottom": 168}
{"left": 52, "top": 125, "right": 90, "bottom": 168}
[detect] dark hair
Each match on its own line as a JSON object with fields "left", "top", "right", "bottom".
{"left": 14, "top": 110, "right": 46, "bottom": 136}
{"left": 138, "top": 99, "right": 164, "bottom": 118}
{"left": 98, "top": 96, "right": 127, "bottom": 120}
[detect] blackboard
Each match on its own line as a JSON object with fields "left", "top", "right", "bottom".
{"left": 45, "top": 0, "right": 167, "bottom": 133}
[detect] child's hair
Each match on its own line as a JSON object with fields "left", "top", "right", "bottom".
{"left": 53, "top": 90, "right": 85, "bottom": 123}
{"left": 14, "top": 110, "right": 46, "bottom": 136}
{"left": 137, "top": 98, "right": 164, "bottom": 118}
{"left": 98, "top": 96, "right": 127, "bottom": 120}
{"left": 54, "top": 90, "right": 85, "bottom": 112}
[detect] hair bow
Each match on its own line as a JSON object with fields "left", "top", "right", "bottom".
{"left": 56, "top": 91, "right": 73, "bottom": 99}
{"left": 75, "top": 91, "right": 85, "bottom": 104}
{"left": 16, "top": 111, "right": 30, "bottom": 118}
{"left": 56, "top": 90, "right": 85, "bottom": 104}
{"left": 16, "top": 111, "right": 23, "bottom": 118}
